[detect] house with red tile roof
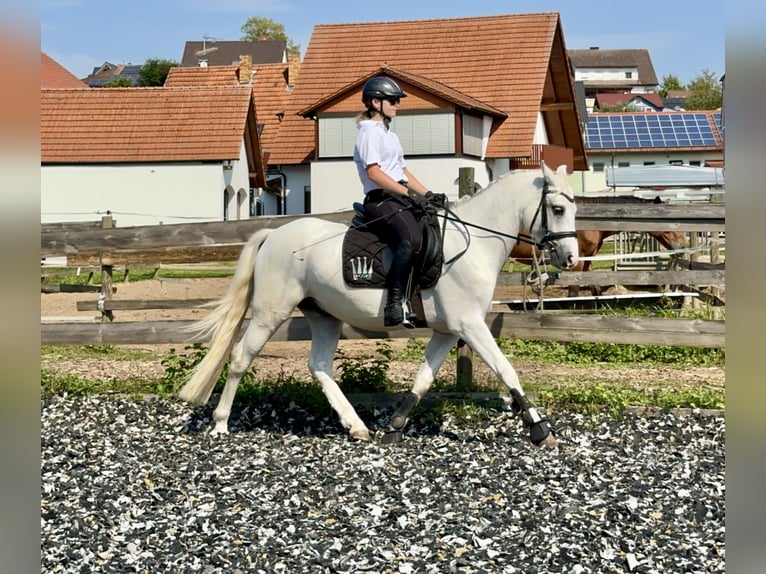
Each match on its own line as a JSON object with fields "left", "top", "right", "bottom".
{"left": 180, "top": 40, "right": 287, "bottom": 68}
{"left": 265, "top": 12, "right": 587, "bottom": 214}
{"left": 595, "top": 92, "right": 664, "bottom": 112}
{"left": 41, "top": 85, "right": 266, "bottom": 226}
{"left": 164, "top": 54, "right": 298, "bottom": 215}
{"left": 41, "top": 52, "right": 88, "bottom": 89}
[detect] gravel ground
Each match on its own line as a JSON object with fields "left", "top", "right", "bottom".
{"left": 41, "top": 395, "right": 725, "bottom": 574}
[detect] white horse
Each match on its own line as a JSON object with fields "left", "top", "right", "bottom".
{"left": 178, "top": 162, "right": 578, "bottom": 447}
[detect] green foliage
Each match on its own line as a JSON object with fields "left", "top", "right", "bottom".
{"left": 496, "top": 337, "right": 724, "bottom": 367}
{"left": 534, "top": 383, "right": 724, "bottom": 416}
{"left": 396, "top": 339, "right": 427, "bottom": 361}
{"left": 597, "top": 103, "right": 632, "bottom": 112}
{"left": 104, "top": 77, "right": 134, "bottom": 87}
{"left": 240, "top": 16, "right": 300, "bottom": 54}
{"left": 684, "top": 69, "right": 723, "bottom": 110}
{"left": 658, "top": 73, "right": 685, "bottom": 97}
{"left": 41, "top": 368, "right": 159, "bottom": 398}
{"left": 336, "top": 341, "right": 394, "bottom": 393}
{"left": 159, "top": 343, "right": 257, "bottom": 396}
{"left": 41, "top": 266, "right": 235, "bottom": 286}
{"left": 139, "top": 58, "right": 178, "bottom": 87}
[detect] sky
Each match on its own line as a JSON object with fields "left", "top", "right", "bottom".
{"left": 41, "top": 0, "right": 725, "bottom": 85}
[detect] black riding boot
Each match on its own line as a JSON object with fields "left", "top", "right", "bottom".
{"left": 384, "top": 241, "right": 416, "bottom": 328}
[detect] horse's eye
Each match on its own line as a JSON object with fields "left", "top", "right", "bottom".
{"left": 552, "top": 205, "right": 565, "bottom": 216}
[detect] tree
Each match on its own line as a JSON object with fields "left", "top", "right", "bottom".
{"left": 104, "top": 77, "right": 134, "bottom": 87}
{"left": 139, "top": 58, "right": 178, "bottom": 87}
{"left": 684, "top": 69, "right": 723, "bottom": 110}
{"left": 241, "top": 16, "right": 300, "bottom": 55}
{"left": 658, "top": 74, "right": 685, "bottom": 98}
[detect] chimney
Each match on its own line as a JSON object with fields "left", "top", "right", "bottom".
{"left": 287, "top": 51, "right": 300, "bottom": 89}
{"left": 239, "top": 54, "right": 252, "bottom": 84}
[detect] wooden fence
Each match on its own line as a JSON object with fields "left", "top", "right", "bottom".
{"left": 41, "top": 203, "right": 725, "bottom": 350}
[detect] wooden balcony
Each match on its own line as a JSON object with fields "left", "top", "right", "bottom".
{"left": 508, "top": 144, "right": 574, "bottom": 173}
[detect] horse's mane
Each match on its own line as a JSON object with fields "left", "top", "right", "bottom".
{"left": 451, "top": 171, "right": 529, "bottom": 207}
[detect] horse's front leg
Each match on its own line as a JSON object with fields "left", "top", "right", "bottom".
{"left": 381, "top": 331, "right": 458, "bottom": 444}
{"left": 457, "top": 319, "right": 556, "bottom": 448}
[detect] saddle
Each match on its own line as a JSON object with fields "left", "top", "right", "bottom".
{"left": 342, "top": 202, "right": 444, "bottom": 327}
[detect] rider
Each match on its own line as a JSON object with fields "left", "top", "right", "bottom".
{"left": 353, "top": 75, "right": 435, "bottom": 328}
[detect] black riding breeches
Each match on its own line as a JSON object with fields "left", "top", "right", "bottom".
{"left": 363, "top": 190, "right": 423, "bottom": 256}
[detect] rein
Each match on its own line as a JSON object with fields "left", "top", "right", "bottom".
{"left": 435, "top": 180, "right": 577, "bottom": 264}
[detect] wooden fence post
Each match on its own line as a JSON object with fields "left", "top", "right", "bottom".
{"left": 100, "top": 214, "right": 116, "bottom": 322}
{"left": 455, "top": 167, "right": 477, "bottom": 390}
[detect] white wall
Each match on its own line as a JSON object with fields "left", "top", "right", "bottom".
{"left": 308, "top": 157, "right": 493, "bottom": 213}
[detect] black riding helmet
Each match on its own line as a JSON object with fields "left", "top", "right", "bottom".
{"left": 362, "top": 76, "right": 407, "bottom": 106}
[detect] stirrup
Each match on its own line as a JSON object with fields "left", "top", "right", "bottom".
{"left": 384, "top": 301, "right": 416, "bottom": 328}
{"left": 401, "top": 301, "right": 416, "bottom": 329}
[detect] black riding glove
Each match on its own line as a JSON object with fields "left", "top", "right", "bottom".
{"left": 424, "top": 191, "right": 448, "bottom": 207}
{"left": 409, "top": 192, "right": 430, "bottom": 210}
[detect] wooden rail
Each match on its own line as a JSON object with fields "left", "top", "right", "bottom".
{"left": 41, "top": 203, "right": 726, "bottom": 364}
{"left": 41, "top": 313, "right": 725, "bottom": 348}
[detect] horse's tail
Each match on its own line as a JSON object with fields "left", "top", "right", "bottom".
{"left": 178, "top": 228, "right": 272, "bottom": 405}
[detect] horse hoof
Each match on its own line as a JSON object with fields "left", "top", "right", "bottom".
{"left": 350, "top": 428, "right": 371, "bottom": 441}
{"left": 380, "top": 430, "right": 404, "bottom": 445}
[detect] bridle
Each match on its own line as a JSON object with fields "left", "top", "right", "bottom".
{"left": 528, "top": 180, "right": 577, "bottom": 250}
{"left": 436, "top": 178, "right": 577, "bottom": 265}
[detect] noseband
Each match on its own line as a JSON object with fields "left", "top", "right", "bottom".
{"left": 529, "top": 180, "right": 577, "bottom": 250}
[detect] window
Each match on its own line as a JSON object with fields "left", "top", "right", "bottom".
{"left": 592, "top": 162, "right": 605, "bottom": 172}
{"left": 463, "top": 114, "right": 484, "bottom": 157}
{"left": 618, "top": 161, "right": 630, "bottom": 168}
{"left": 304, "top": 185, "right": 311, "bottom": 214}
{"left": 643, "top": 161, "right": 655, "bottom": 166}
{"left": 249, "top": 190, "right": 263, "bottom": 216}
{"left": 689, "top": 160, "right": 701, "bottom": 167}
{"left": 316, "top": 111, "right": 455, "bottom": 157}
{"left": 669, "top": 159, "right": 683, "bottom": 166}
{"left": 625, "top": 71, "right": 633, "bottom": 79}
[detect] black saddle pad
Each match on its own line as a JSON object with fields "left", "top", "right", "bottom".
{"left": 342, "top": 216, "right": 443, "bottom": 290}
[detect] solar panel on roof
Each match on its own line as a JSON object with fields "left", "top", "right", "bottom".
{"left": 585, "top": 112, "right": 719, "bottom": 149}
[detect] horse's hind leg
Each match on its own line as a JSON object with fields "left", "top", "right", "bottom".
{"left": 303, "top": 310, "right": 371, "bottom": 441}
{"left": 211, "top": 321, "right": 274, "bottom": 434}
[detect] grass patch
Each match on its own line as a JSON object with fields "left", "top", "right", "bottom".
{"left": 41, "top": 265, "right": 236, "bottom": 286}
{"left": 41, "top": 331, "right": 725, "bottom": 416}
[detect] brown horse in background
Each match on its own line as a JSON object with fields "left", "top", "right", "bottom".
{"left": 510, "top": 196, "right": 687, "bottom": 297}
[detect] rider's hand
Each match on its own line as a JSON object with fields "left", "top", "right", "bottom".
{"left": 409, "top": 192, "right": 430, "bottom": 209}
{"left": 425, "top": 191, "right": 448, "bottom": 207}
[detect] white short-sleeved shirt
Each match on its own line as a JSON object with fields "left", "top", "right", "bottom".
{"left": 353, "top": 119, "right": 408, "bottom": 194}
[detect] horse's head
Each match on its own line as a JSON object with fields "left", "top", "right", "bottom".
{"left": 526, "top": 162, "right": 579, "bottom": 270}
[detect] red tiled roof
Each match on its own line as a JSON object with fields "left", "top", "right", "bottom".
{"left": 41, "top": 86, "right": 255, "bottom": 163}
{"left": 596, "top": 92, "right": 664, "bottom": 109}
{"left": 41, "top": 52, "right": 89, "bottom": 89}
{"left": 163, "top": 62, "right": 292, "bottom": 166}
{"left": 268, "top": 12, "right": 580, "bottom": 165}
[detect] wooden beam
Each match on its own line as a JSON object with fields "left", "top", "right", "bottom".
{"left": 41, "top": 313, "right": 725, "bottom": 348}
{"left": 540, "top": 102, "right": 574, "bottom": 112}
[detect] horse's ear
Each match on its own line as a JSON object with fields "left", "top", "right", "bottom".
{"left": 653, "top": 196, "right": 663, "bottom": 204}
{"left": 541, "top": 161, "right": 554, "bottom": 181}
